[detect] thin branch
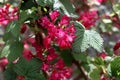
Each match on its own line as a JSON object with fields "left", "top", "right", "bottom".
{"left": 73, "top": 59, "right": 90, "bottom": 80}
{"left": 109, "top": 0, "right": 118, "bottom": 16}
{"left": 33, "top": 0, "right": 38, "bottom": 6}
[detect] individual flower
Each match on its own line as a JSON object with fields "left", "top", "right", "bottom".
{"left": 17, "top": 76, "right": 25, "bottom": 80}
{"left": 22, "top": 49, "right": 34, "bottom": 61}
{"left": 98, "top": 52, "right": 107, "bottom": 59}
{"left": 49, "top": 68, "right": 72, "bottom": 80}
{"left": 43, "top": 36, "right": 51, "bottom": 48}
{"left": 42, "top": 63, "right": 49, "bottom": 71}
{"left": 40, "top": 16, "right": 51, "bottom": 28}
{"left": 0, "top": 57, "right": 8, "bottom": 71}
{"left": 20, "top": 24, "right": 27, "bottom": 34}
{"left": 58, "top": 15, "right": 70, "bottom": 27}
{"left": 46, "top": 48, "right": 58, "bottom": 61}
{"left": 50, "top": 10, "right": 60, "bottom": 22}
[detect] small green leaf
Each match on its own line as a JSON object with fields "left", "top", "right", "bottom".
{"left": 3, "top": 31, "right": 15, "bottom": 42}
{"left": 92, "top": 57, "right": 104, "bottom": 66}
{"left": 14, "top": 58, "right": 28, "bottom": 76}
{"left": 36, "top": 0, "right": 49, "bottom": 6}
{"left": 26, "top": 71, "right": 46, "bottom": 80}
{"left": 19, "top": 10, "right": 30, "bottom": 23}
{"left": 61, "top": 49, "right": 73, "bottom": 66}
{"left": 3, "top": 21, "right": 21, "bottom": 43}
{"left": 4, "top": 67, "right": 17, "bottom": 80}
{"left": 8, "top": 40, "right": 23, "bottom": 62}
{"left": 0, "top": 43, "right": 10, "bottom": 58}
{"left": 20, "top": 0, "right": 37, "bottom": 10}
{"left": 110, "top": 57, "right": 120, "bottom": 78}
{"left": 89, "top": 69, "right": 100, "bottom": 80}
{"left": 19, "top": 9, "right": 38, "bottom": 23}
{"left": 54, "top": 0, "right": 78, "bottom": 18}
{"left": 27, "top": 58, "right": 42, "bottom": 73}
{"left": 73, "top": 53, "right": 87, "bottom": 62}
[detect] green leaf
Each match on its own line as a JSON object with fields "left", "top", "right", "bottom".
{"left": 14, "top": 58, "right": 44, "bottom": 79}
{"left": 110, "top": 57, "right": 120, "bottom": 78}
{"left": 36, "top": 0, "right": 53, "bottom": 6}
{"left": 72, "top": 21, "right": 85, "bottom": 53}
{"left": 3, "top": 31, "right": 15, "bottom": 42}
{"left": 8, "top": 40, "right": 23, "bottom": 62}
{"left": 14, "top": 58, "right": 28, "bottom": 76}
{"left": 113, "top": 3, "right": 120, "bottom": 16}
{"left": 73, "top": 53, "right": 87, "bottom": 62}
{"left": 19, "top": 9, "right": 38, "bottom": 23}
{"left": 3, "top": 21, "right": 21, "bottom": 42}
{"left": 20, "top": 0, "right": 37, "bottom": 10}
{"left": 83, "top": 30, "right": 103, "bottom": 52}
{"left": 89, "top": 69, "right": 100, "bottom": 80}
{"left": 61, "top": 49, "right": 73, "bottom": 66}
{"left": 4, "top": 67, "right": 17, "bottom": 80}
{"left": 27, "top": 58, "right": 42, "bottom": 73}
{"left": 0, "top": 43, "right": 10, "bottom": 58}
{"left": 0, "top": 40, "right": 23, "bottom": 62}
{"left": 72, "top": 21, "right": 103, "bottom": 53}
{"left": 26, "top": 71, "right": 46, "bottom": 80}
{"left": 54, "top": 0, "right": 78, "bottom": 18}
{"left": 19, "top": 10, "right": 30, "bottom": 23}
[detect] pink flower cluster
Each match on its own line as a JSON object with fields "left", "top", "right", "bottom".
{"left": 41, "top": 48, "right": 72, "bottom": 80}
{"left": 20, "top": 11, "right": 74, "bottom": 80}
{"left": 22, "top": 38, "right": 72, "bottom": 80}
{"left": 78, "top": 11, "right": 98, "bottom": 29}
{"left": 0, "top": 4, "right": 18, "bottom": 27}
{"left": 40, "top": 10, "right": 76, "bottom": 49}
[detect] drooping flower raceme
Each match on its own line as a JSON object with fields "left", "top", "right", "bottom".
{"left": 40, "top": 10, "right": 76, "bottom": 49}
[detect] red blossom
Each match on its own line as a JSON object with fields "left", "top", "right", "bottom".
{"left": 0, "top": 57, "right": 8, "bottom": 71}
{"left": 46, "top": 48, "right": 58, "bottom": 61}
{"left": 50, "top": 10, "right": 60, "bottom": 22}
{"left": 49, "top": 68, "right": 72, "bottom": 80}
{"left": 22, "top": 49, "right": 34, "bottom": 61}
{"left": 98, "top": 52, "right": 107, "bottom": 59}
{"left": 54, "top": 59, "right": 65, "bottom": 69}
{"left": 0, "top": 4, "right": 18, "bottom": 27}
{"left": 58, "top": 15, "right": 70, "bottom": 27}
{"left": 113, "top": 41, "right": 120, "bottom": 55}
{"left": 78, "top": 11, "right": 98, "bottom": 29}
{"left": 42, "top": 63, "right": 49, "bottom": 71}
{"left": 113, "top": 41, "right": 120, "bottom": 51}
{"left": 20, "top": 24, "right": 27, "bottom": 34}
{"left": 43, "top": 36, "right": 51, "bottom": 48}
{"left": 17, "top": 76, "right": 25, "bottom": 80}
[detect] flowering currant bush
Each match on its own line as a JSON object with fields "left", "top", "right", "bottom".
{"left": 0, "top": 0, "right": 120, "bottom": 80}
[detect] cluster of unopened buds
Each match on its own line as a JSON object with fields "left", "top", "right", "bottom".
{"left": 0, "top": 4, "right": 18, "bottom": 26}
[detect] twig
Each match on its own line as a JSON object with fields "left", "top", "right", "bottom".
{"left": 73, "top": 59, "right": 90, "bottom": 80}
{"left": 109, "top": 0, "right": 118, "bottom": 16}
